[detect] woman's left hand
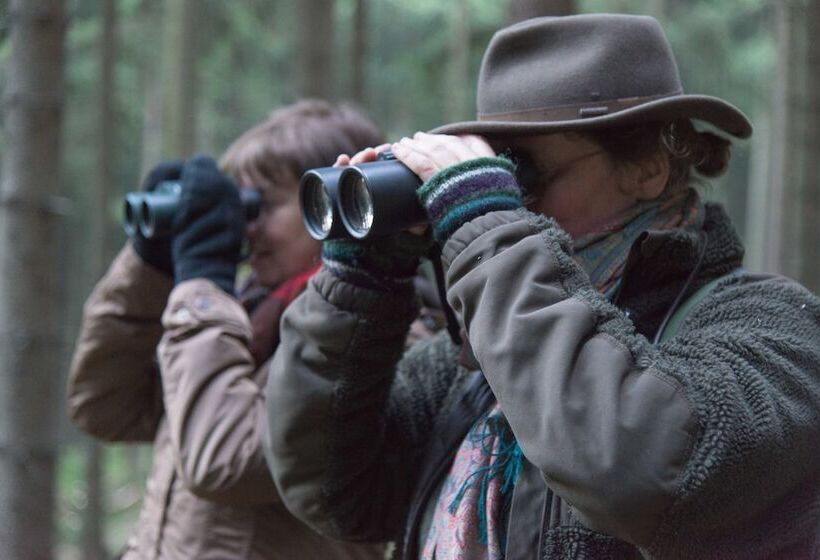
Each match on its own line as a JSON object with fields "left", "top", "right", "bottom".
{"left": 391, "top": 132, "right": 496, "bottom": 182}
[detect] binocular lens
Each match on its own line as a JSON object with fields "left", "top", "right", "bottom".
{"left": 123, "top": 193, "right": 143, "bottom": 237}
{"left": 340, "top": 174, "right": 374, "bottom": 238}
{"left": 301, "top": 175, "right": 334, "bottom": 239}
{"left": 139, "top": 200, "right": 158, "bottom": 238}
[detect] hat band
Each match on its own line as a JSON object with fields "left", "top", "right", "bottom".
{"left": 478, "top": 91, "right": 683, "bottom": 123}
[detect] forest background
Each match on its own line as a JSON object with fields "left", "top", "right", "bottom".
{"left": 0, "top": 0, "right": 818, "bottom": 559}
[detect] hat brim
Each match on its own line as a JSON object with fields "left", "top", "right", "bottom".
{"left": 430, "top": 94, "right": 752, "bottom": 139}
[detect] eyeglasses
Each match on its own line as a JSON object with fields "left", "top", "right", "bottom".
{"left": 532, "top": 148, "right": 606, "bottom": 184}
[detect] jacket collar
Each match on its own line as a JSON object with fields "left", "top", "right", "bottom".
{"left": 615, "top": 203, "right": 744, "bottom": 338}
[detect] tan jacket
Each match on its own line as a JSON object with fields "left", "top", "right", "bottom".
{"left": 68, "top": 245, "right": 384, "bottom": 560}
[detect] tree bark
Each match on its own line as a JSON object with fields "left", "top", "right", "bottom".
{"left": 507, "top": 0, "right": 575, "bottom": 24}
{"left": 647, "top": 0, "right": 667, "bottom": 22}
{"left": 97, "top": 0, "right": 117, "bottom": 269}
{"left": 799, "top": 0, "right": 820, "bottom": 292}
{"left": 768, "top": 0, "right": 820, "bottom": 292}
{"left": 351, "top": 0, "right": 368, "bottom": 105}
{"left": 0, "top": 1, "right": 67, "bottom": 558}
{"left": 297, "top": 0, "right": 335, "bottom": 99}
{"left": 161, "top": 0, "right": 199, "bottom": 158}
{"left": 445, "top": 0, "right": 471, "bottom": 122}
{"left": 80, "top": 2, "right": 118, "bottom": 558}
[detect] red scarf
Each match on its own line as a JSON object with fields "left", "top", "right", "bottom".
{"left": 240, "top": 263, "right": 320, "bottom": 367}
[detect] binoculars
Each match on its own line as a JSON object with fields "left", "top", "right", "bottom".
{"left": 300, "top": 150, "right": 535, "bottom": 241}
{"left": 299, "top": 151, "right": 426, "bottom": 240}
{"left": 123, "top": 181, "right": 262, "bottom": 238}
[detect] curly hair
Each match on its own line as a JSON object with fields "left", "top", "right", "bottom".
{"left": 583, "top": 118, "right": 732, "bottom": 193}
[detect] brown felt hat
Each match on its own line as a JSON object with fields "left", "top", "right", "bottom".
{"left": 432, "top": 14, "right": 752, "bottom": 138}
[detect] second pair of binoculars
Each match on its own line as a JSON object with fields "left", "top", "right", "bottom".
{"left": 123, "top": 182, "right": 262, "bottom": 239}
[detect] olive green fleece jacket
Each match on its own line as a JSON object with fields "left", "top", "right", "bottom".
{"left": 265, "top": 204, "right": 820, "bottom": 559}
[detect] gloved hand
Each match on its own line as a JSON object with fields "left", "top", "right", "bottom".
{"left": 131, "top": 160, "right": 184, "bottom": 275}
{"left": 322, "top": 232, "right": 433, "bottom": 293}
{"left": 171, "top": 155, "right": 244, "bottom": 294}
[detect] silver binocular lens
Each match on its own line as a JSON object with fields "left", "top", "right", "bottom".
{"left": 338, "top": 174, "right": 375, "bottom": 239}
{"left": 301, "top": 174, "right": 335, "bottom": 239}
{"left": 336, "top": 156, "right": 424, "bottom": 240}
{"left": 299, "top": 167, "right": 347, "bottom": 241}
{"left": 298, "top": 152, "right": 425, "bottom": 240}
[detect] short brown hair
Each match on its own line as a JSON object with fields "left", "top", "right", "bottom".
{"left": 220, "top": 99, "right": 383, "bottom": 191}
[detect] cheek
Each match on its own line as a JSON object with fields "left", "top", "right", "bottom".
{"left": 268, "top": 208, "right": 319, "bottom": 263}
{"left": 531, "top": 178, "right": 590, "bottom": 218}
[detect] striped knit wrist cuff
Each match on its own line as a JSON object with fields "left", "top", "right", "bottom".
{"left": 417, "top": 156, "right": 522, "bottom": 244}
{"left": 321, "top": 238, "right": 421, "bottom": 293}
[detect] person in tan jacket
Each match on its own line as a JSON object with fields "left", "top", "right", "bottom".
{"left": 67, "top": 99, "right": 387, "bottom": 560}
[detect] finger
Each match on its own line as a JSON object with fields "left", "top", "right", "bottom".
{"left": 407, "top": 132, "right": 478, "bottom": 170}
{"left": 349, "top": 147, "right": 380, "bottom": 165}
{"left": 333, "top": 154, "right": 351, "bottom": 168}
{"left": 391, "top": 139, "right": 442, "bottom": 182}
{"left": 460, "top": 135, "right": 496, "bottom": 157}
{"left": 414, "top": 132, "right": 479, "bottom": 160}
{"left": 373, "top": 143, "right": 393, "bottom": 155}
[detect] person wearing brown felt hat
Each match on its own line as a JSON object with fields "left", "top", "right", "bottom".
{"left": 265, "top": 14, "right": 820, "bottom": 560}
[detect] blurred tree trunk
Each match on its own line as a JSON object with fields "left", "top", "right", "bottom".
{"left": 0, "top": 1, "right": 67, "bottom": 559}
{"left": 298, "top": 0, "right": 335, "bottom": 99}
{"left": 445, "top": 0, "right": 471, "bottom": 122}
{"left": 803, "top": 1, "right": 820, "bottom": 292}
{"left": 647, "top": 0, "right": 667, "bottom": 22}
{"left": 97, "top": 0, "right": 117, "bottom": 302}
{"left": 768, "top": 0, "right": 820, "bottom": 292}
{"left": 161, "top": 0, "right": 199, "bottom": 158}
{"left": 507, "top": 0, "right": 575, "bottom": 23}
{"left": 80, "top": 2, "right": 118, "bottom": 559}
{"left": 351, "top": 0, "right": 368, "bottom": 105}
{"left": 138, "top": 0, "right": 163, "bottom": 175}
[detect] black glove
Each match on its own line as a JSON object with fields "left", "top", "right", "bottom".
{"left": 321, "top": 232, "right": 433, "bottom": 293}
{"left": 171, "top": 155, "right": 244, "bottom": 294}
{"left": 131, "top": 160, "right": 184, "bottom": 275}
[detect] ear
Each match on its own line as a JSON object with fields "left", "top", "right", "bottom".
{"left": 634, "top": 150, "right": 670, "bottom": 200}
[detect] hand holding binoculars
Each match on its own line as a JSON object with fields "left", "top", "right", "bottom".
{"left": 123, "top": 182, "right": 262, "bottom": 239}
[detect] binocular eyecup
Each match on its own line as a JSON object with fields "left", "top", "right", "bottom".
{"left": 299, "top": 152, "right": 426, "bottom": 241}
{"left": 123, "top": 181, "right": 262, "bottom": 239}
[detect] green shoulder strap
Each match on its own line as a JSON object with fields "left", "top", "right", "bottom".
{"left": 657, "top": 269, "right": 743, "bottom": 344}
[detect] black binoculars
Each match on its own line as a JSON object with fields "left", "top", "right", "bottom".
{"left": 300, "top": 150, "right": 534, "bottom": 240}
{"left": 299, "top": 151, "right": 426, "bottom": 240}
{"left": 123, "top": 182, "right": 262, "bottom": 238}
